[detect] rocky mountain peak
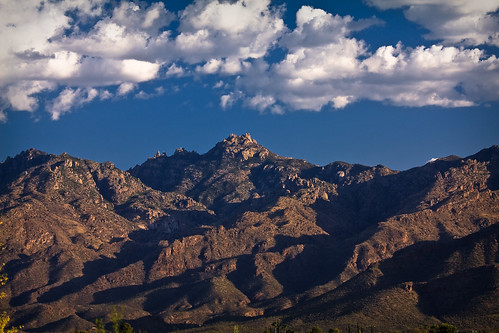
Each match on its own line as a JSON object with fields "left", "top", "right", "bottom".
{"left": 173, "top": 147, "right": 198, "bottom": 156}
{"left": 224, "top": 133, "right": 256, "bottom": 145}
{"left": 2, "top": 148, "right": 48, "bottom": 163}
{"left": 0, "top": 148, "right": 53, "bottom": 190}
{"left": 208, "top": 133, "right": 270, "bottom": 162}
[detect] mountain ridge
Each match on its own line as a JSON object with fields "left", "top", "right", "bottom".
{"left": 0, "top": 135, "right": 498, "bottom": 332}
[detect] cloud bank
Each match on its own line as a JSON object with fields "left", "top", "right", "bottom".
{"left": 366, "top": 0, "right": 499, "bottom": 46}
{"left": 0, "top": 0, "right": 497, "bottom": 121}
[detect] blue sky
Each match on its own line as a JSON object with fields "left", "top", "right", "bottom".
{"left": 1, "top": 0, "right": 498, "bottom": 170}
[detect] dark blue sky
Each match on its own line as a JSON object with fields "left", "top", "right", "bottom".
{"left": 1, "top": 0, "right": 498, "bottom": 170}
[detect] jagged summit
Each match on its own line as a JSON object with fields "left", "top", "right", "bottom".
{"left": 2, "top": 148, "right": 49, "bottom": 162}
{"left": 0, "top": 148, "right": 53, "bottom": 190}
{"left": 224, "top": 133, "right": 256, "bottom": 145}
{"left": 145, "top": 134, "right": 263, "bottom": 162}
{"left": 206, "top": 133, "right": 271, "bottom": 161}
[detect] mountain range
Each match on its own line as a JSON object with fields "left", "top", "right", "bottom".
{"left": 0, "top": 134, "right": 498, "bottom": 332}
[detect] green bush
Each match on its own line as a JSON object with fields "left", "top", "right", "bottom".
{"left": 430, "top": 323, "right": 457, "bottom": 333}
{"left": 119, "top": 322, "right": 133, "bottom": 333}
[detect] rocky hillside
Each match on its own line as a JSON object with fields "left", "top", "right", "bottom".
{"left": 0, "top": 134, "right": 498, "bottom": 332}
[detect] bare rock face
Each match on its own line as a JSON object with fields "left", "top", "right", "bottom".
{"left": 212, "top": 133, "right": 269, "bottom": 161}
{"left": 0, "top": 138, "right": 498, "bottom": 332}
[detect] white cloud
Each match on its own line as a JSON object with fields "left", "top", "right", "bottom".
{"left": 111, "top": 1, "right": 174, "bottom": 33}
{"left": 3, "top": 81, "right": 56, "bottom": 112}
{"left": 237, "top": 6, "right": 499, "bottom": 112}
{"left": 100, "top": 90, "right": 113, "bottom": 100}
{"left": 366, "top": 0, "right": 499, "bottom": 46}
{"left": 0, "top": 0, "right": 287, "bottom": 119}
{"left": 117, "top": 83, "right": 137, "bottom": 96}
{"left": 48, "top": 87, "right": 100, "bottom": 120}
{"left": 166, "top": 63, "right": 185, "bottom": 77}
{"left": 196, "top": 58, "right": 250, "bottom": 75}
{"left": 358, "top": 44, "right": 496, "bottom": 107}
{"left": 247, "top": 95, "right": 276, "bottom": 111}
{"left": 0, "top": 0, "right": 167, "bottom": 119}
{"left": 220, "top": 93, "right": 237, "bottom": 109}
{"left": 0, "top": 0, "right": 498, "bottom": 120}
{"left": 134, "top": 86, "right": 165, "bottom": 99}
{"left": 331, "top": 96, "right": 355, "bottom": 109}
{"left": 196, "top": 58, "right": 222, "bottom": 74}
{"left": 213, "top": 80, "right": 224, "bottom": 89}
{"left": 121, "top": 59, "right": 160, "bottom": 82}
{"left": 176, "top": 0, "right": 285, "bottom": 65}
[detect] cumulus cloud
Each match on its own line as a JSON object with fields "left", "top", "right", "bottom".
{"left": 366, "top": 0, "right": 499, "bottom": 46}
{"left": 236, "top": 5, "right": 499, "bottom": 112}
{"left": 48, "top": 88, "right": 100, "bottom": 120}
{"left": 221, "top": 92, "right": 242, "bottom": 110}
{"left": 134, "top": 86, "right": 165, "bottom": 100}
{"left": 0, "top": 0, "right": 287, "bottom": 119}
{"left": 213, "top": 80, "right": 225, "bottom": 89}
{"left": 247, "top": 95, "right": 276, "bottom": 111}
{"left": 0, "top": 0, "right": 498, "bottom": 120}
{"left": 176, "top": 0, "right": 285, "bottom": 63}
{"left": 0, "top": 0, "right": 166, "bottom": 119}
{"left": 166, "top": 64, "right": 185, "bottom": 77}
{"left": 117, "top": 83, "right": 137, "bottom": 96}
{"left": 4, "top": 81, "right": 56, "bottom": 112}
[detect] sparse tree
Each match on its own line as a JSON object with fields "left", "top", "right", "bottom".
{"left": 308, "top": 327, "right": 323, "bottom": 333}
{"left": 429, "top": 323, "right": 457, "bottom": 333}
{"left": 329, "top": 328, "right": 341, "bottom": 333}
{"left": 95, "top": 318, "right": 106, "bottom": 333}
{"left": 110, "top": 307, "right": 122, "bottom": 333}
{"left": 272, "top": 320, "right": 281, "bottom": 333}
{"left": 120, "top": 322, "right": 133, "bottom": 333}
{"left": 233, "top": 325, "right": 240, "bottom": 333}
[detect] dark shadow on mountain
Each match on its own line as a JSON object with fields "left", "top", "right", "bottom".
{"left": 226, "top": 254, "right": 257, "bottom": 299}
{"left": 416, "top": 265, "right": 498, "bottom": 318}
{"left": 271, "top": 234, "right": 353, "bottom": 295}
{"left": 91, "top": 284, "right": 147, "bottom": 305}
{"left": 376, "top": 223, "right": 499, "bottom": 285}
{"left": 26, "top": 314, "right": 87, "bottom": 333}
{"left": 92, "top": 256, "right": 234, "bottom": 311}
{"left": 4, "top": 254, "right": 32, "bottom": 279}
{"left": 143, "top": 278, "right": 202, "bottom": 313}
{"left": 274, "top": 224, "right": 499, "bottom": 325}
{"left": 36, "top": 233, "right": 163, "bottom": 303}
{"left": 10, "top": 288, "right": 39, "bottom": 307}
{"left": 37, "top": 255, "right": 125, "bottom": 303}
{"left": 10, "top": 305, "right": 46, "bottom": 329}
{"left": 128, "top": 315, "right": 194, "bottom": 333}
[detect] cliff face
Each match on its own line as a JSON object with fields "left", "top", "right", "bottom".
{"left": 0, "top": 136, "right": 498, "bottom": 331}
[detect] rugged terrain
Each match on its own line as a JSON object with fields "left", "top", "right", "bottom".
{"left": 0, "top": 134, "right": 498, "bottom": 332}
